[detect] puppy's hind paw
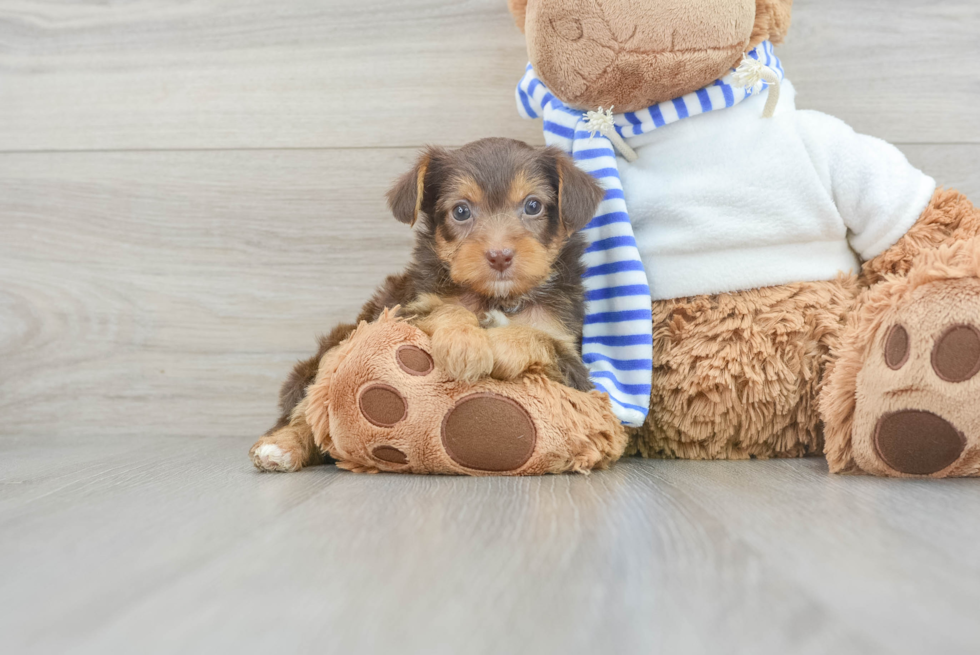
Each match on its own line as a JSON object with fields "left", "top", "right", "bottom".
{"left": 250, "top": 442, "right": 298, "bottom": 472}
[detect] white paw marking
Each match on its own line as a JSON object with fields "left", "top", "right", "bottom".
{"left": 255, "top": 443, "right": 293, "bottom": 471}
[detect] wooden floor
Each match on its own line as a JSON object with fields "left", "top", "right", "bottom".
{"left": 2, "top": 0, "right": 979, "bottom": 652}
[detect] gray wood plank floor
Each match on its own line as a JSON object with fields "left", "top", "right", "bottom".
{"left": 2, "top": 0, "right": 980, "bottom": 653}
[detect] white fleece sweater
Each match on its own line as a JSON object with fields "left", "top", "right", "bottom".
{"left": 620, "top": 81, "right": 937, "bottom": 301}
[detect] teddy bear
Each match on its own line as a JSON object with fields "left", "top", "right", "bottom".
{"left": 508, "top": 0, "right": 980, "bottom": 477}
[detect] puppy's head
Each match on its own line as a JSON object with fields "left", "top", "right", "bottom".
{"left": 387, "top": 138, "right": 604, "bottom": 299}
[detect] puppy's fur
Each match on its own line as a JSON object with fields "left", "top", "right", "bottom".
{"left": 251, "top": 138, "right": 604, "bottom": 471}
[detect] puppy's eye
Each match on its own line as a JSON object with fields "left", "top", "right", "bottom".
{"left": 452, "top": 203, "right": 471, "bottom": 222}
{"left": 523, "top": 197, "right": 543, "bottom": 216}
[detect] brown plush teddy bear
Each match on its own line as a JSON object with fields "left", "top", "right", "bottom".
{"left": 509, "top": 0, "right": 980, "bottom": 477}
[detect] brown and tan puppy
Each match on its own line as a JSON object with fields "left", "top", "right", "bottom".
{"left": 250, "top": 137, "right": 604, "bottom": 472}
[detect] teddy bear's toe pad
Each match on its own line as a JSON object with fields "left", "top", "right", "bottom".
{"left": 396, "top": 345, "right": 434, "bottom": 376}
{"left": 359, "top": 384, "right": 407, "bottom": 427}
{"left": 372, "top": 445, "right": 409, "bottom": 464}
{"left": 884, "top": 324, "right": 910, "bottom": 369}
{"left": 874, "top": 410, "right": 966, "bottom": 475}
{"left": 441, "top": 393, "right": 536, "bottom": 472}
{"left": 931, "top": 324, "right": 980, "bottom": 382}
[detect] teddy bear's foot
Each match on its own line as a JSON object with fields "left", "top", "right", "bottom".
{"left": 823, "top": 240, "right": 980, "bottom": 477}
{"left": 331, "top": 344, "right": 545, "bottom": 474}
{"left": 847, "top": 289, "right": 980, "bottom": 476}
{"left": 305, "top": 313, "right": 627, "bottom": 475}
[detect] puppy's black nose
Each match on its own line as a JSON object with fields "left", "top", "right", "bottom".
{"left": 486, "top": 249, "right": 514, "bottom": 272}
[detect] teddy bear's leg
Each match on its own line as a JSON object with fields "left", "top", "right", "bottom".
{"left": 632, "top": 278, "right": 858, "bottom": 460}
{"left": 821, "top": 191, "right": 980, "bottom": 477}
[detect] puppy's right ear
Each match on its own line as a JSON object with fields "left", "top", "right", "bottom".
{"left": 508, "top": 0, "right": 528, "bottom": 32}
{"left": 545, "top": 147, "right": 604, "bottom": 234}
{"left": 387, "top": 148, "right": 443, "bottom": 227}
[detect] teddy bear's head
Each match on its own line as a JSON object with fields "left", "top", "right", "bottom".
{"left": 509, "top": 0, "right": 792, "bottom": 112}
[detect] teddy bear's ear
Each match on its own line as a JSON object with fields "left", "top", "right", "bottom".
{"left": 507, "top": 0, "right": 528, "bottom": 33}
{"left": 544, "top": 147, "right": 604, "bottom": 234}
{"left": 750, "top": 0, "right": 793, "bottom": 48}
{"left": 386, "top": 147, "right": 446, "bottom": 227}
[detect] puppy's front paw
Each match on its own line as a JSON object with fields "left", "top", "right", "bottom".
{"left": 486, "top": 325, "right": 563, "bottom": 383}
{"left": 489, "top": 332, "right": 552, "bottom": 381}
{"left": 431, "top": 325, "right": 494, "bottom": 383}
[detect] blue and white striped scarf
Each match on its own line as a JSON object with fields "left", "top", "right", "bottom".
{"left": 516, "top": 41, "right": 783, "bottom": 427}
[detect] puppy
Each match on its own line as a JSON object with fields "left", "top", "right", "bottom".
{"left": 250, "top": 137, "right": 604, "bottom": 472}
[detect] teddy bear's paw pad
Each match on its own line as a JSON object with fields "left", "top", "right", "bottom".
{"left": 854, "top": 294, "right": 980, "bottom": 476}
{"left": 396, "top": 345, "right": 434, "bottom": 376}
{"left": 372, "top": 445, "right": 409, "bottom": 465}
{"left": 931, "top": 324, "right": 980, "bottom": 382}
{"left": 871, "top": 322, "right": 977, "bottom": 475}
{"left": 358, "top": 384, "right": 407, "bottom": 428}
{"left": 883, "top": 324, "right": 911, "bottom": 369}
{"left": 874, "top": 410, "right": 967, "bottom": 475}
{"left": 441, "top": 393, "right": 536, "bottom": 472}
{"left": 252, "top": 443, "right": 296, "bottom": 472}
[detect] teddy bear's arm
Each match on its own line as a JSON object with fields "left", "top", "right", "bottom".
{"left": 862, "top": 188, "right": 980, "bottom": 285}
{"left": 794, "top": 110, "right": 937, "bottom": 264}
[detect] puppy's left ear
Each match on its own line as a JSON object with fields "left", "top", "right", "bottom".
{"left": 387, "top": 147, "right": 446, "bottom": 227}
{"left": 546, "top": 147, "right": 604, "bottom": 234}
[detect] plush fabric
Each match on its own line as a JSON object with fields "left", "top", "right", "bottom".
{"left": 634, "top": 192, "right": 980, "bottom": 471}
{"left": 305, "top": 311, "right": 628, "bottom": 475}
{"left": 861, "top": 187, "right": 980, "bottom": 285}
{"left": 634, "top": 276, "right": 858, "bottom": 460}
{"left": 620, "top": 80, "right": 936, "bottom": 300}
{"left": 749, "top": 0, "right": 793, "bottom": 50}
{"left": 514, "top": 0, "right": 792, "bottom": 112}
{"left": 515, "top": 41, "right": 786, "bottom": 425}
{"left": 821, "top": 236, "right": 980, "bottom": 477}
{"left": 512, "top": 0, "right": 980, "bottom": 477}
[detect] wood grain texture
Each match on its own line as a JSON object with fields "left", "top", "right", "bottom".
{"left": 0, "top": 148, "right": 417, "bottom": 439}
{"left": 782, "top": 0, "right": 980, "bottom": 144}
{"left": 0, "top": 0, "right": 544, "bottom": 151}
{"left": 2, "top": 445, "right": 979, "bottom": 654}
{"left": 1, "top": 0, "right": 979, "bottom": 151}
